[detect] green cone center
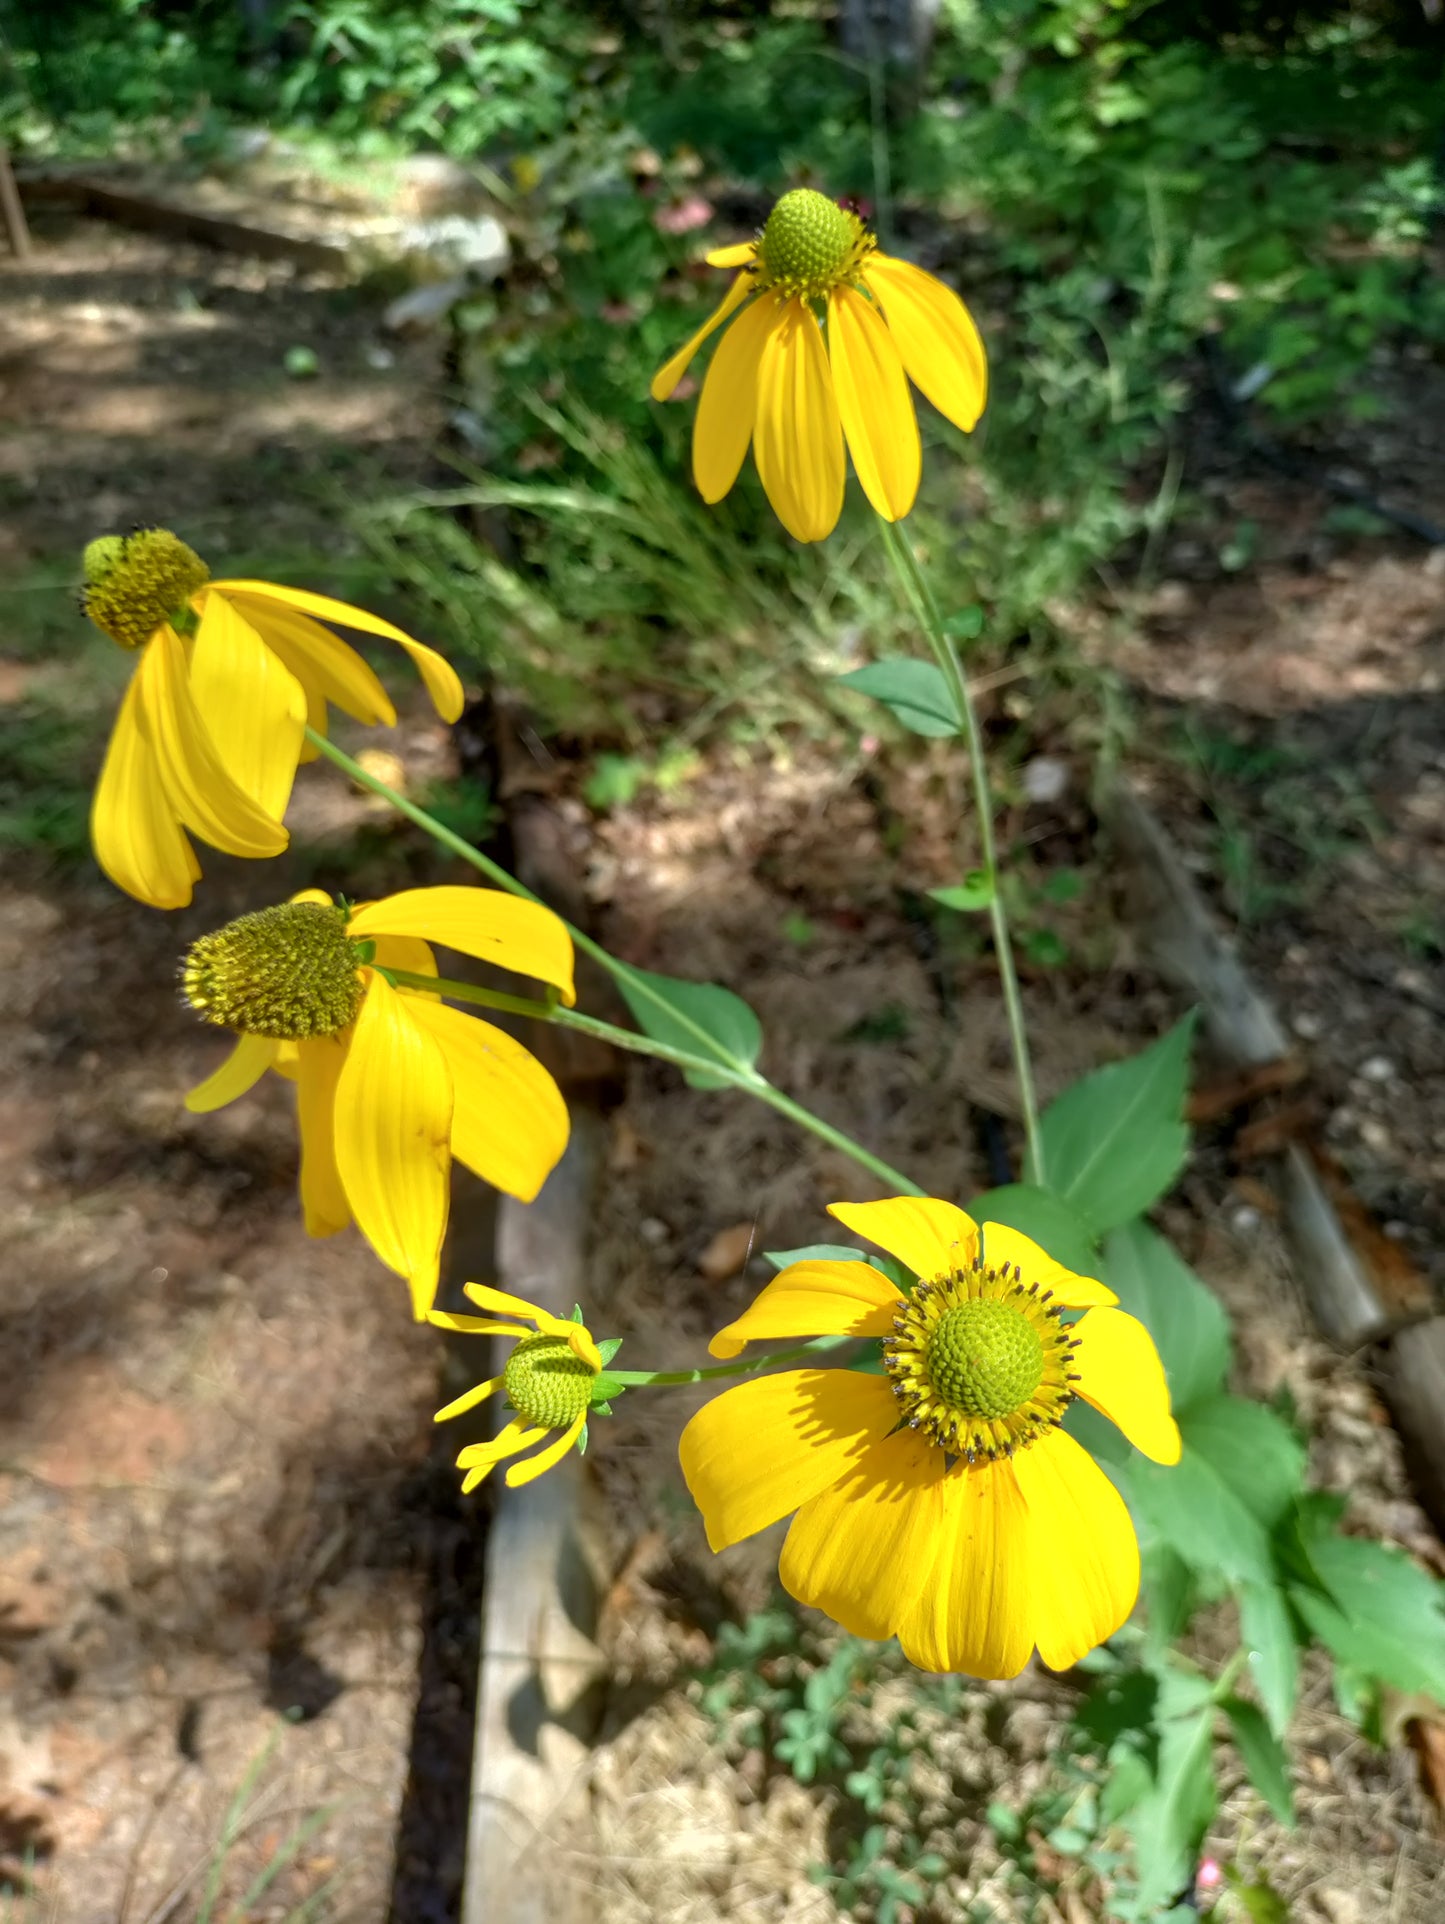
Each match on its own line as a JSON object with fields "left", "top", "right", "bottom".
{"left": 82, "top": 528, "right": 210, "bottom": 651}
{"left": 183, "top": 902, "right": 364, "bottom": 1039}
{"left": 504, "top": 1334, "right": 595, "bottom": 1429}
{"left": 756, "top": 188, "right": 867, "bottom": 299}
{"left": 925, "top": 1301, "right": 1044, "bottom": 1420}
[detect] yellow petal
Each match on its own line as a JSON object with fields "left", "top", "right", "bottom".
{"left": 370, "top": 931, "right": 438, "bottom": 997}
{"left": 188, "top": 592, "right": 307, "bottom": 822}
{"left": 463, "top": 1282, "right": 552, "bottom": 1321}
{"left": 333, "top": 970, "right": 453, "bottom": 1319}
{"left": 1070, "top": 1307, "right": 1181, "bottom": 1465}
{"left": 294, "top": 1036, "right": 351, "bottom": 1237}
{"left": 428, "top": 1312, "right": 529, "bottom": 1337}
{"left": 137, "top": 627, "right": 290, "bottom": 857}
{"left": 1014, "top": 1428, "right": 1140, "bottom": 1671}
{"left": 223, "top": 594, "right": 395, "bottom": 727}
{"left": 706, "top": 242, "right": 757, "bottom": 268}
{"left": 458, "top": 1416, "right": 547, "bottom": 1490}
{"left": 896, "top": 1460, "right": 1034, "bottom": 1678}
{"left": 403, "top": 999, "right": 569, "bottom": 1203}
{"left": 506, "top": 1410, "right": 587, "bottom": 1488}
{"left": 779, "top": 1427, "right": 941, "bottom": 1640}
{"left": 91, "top": 669, "right": 201, "bottom": 909}
{"left": 861, "top": 253, "right": 988, "bottom": 432}
{"left": 979, "top": 1223, "right": 1116, "bottom": 1307}
{"left": 349, "top": 886, "right": 575, "bottom": 1005}
{"left": 210, "top": 581, "right": 464, "bottom": 723}
{"left": 434, "top": 1376, "right": 502, "bottom": 1423}
{"left": 827, "top": 1197, "right": 979, "bottom": 1284}
{"left": 692, "top": 293, "right": 777, "bottom": 503}
{"left": 753, "top": 300, "right": 845, "bottom": 542}
{"left": 708, "top": 1260, "right": 901, "bottom": 1360}
{"left": 678, "top": 1369, "right": 898, "bottom": 1553}
{"left": 184, "top": 1032, "right": 279, "bottom": 1113}
{"left": 827, "top": 284, "right": 921, "bottom": 521}
{"left": 650, "top": 272, "right": 757, "bottom": 401}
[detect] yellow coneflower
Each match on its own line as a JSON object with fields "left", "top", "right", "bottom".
{"left": 651, "top": 188, "right": 988, "bottom": 541}
{"left": 181, "top": 887, "right": 574, "bottom": 1319}
{"left": 681, "top": 1196, "right": 1180, "bottom": 1678}
{"left": 431, "top": 1286, "right": 615, "bottom": 1490}
{"left": 83, "top": 529, "right": 464, "bottom": 911}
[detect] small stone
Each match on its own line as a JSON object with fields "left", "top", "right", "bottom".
{"left": 1021, "top": 757, "right": 1069, "bottom": 805}
{"left": 1360, "top": 1118, "right": 1393, "bottom": 1153}
{"left": 1359, "top": 1055, "right": 1395, "bottom": 1083}
{"left": 1230, "top": 1205, "right": 1261, "bottom": 1235}
{"left": 639, "top": 1217, "right": 669, "bottom": 1247}
{"left": 1292, "top": 1011, "right": 1322, "bottom": 1040}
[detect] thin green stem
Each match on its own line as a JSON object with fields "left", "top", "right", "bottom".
{"left": 611, "top": 1334, "right": 859, "bottom": 1388}
{"left": 876, "top": 519, "right": 1045, "bottom": 1181}
{"left": 307, "top": 723, "right": 923, "bottom": 1193}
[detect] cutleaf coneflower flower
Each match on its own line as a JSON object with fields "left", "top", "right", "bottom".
{"left": 84, "top": 530, "right": 464, "bottom": 910}
{"left": 681, "top": 1196, "right": 1179, "bottom": 1677}
{"left": 651, "top": 189, "right": 987, "bottom": 541}
{"left": 181, "top": 887, "right": 574, "bottom": 1318}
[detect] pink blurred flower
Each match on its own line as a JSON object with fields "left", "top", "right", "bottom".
{"left": 1196, "top": 1859, "right": 1223, "bottom": 1893}
{"left": 654, "top": 195, "right": 715, "bottom": 236}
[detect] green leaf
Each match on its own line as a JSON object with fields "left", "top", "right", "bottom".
{"left": 1127, "top": 1444, "right": 1273, "bottom": 1586}
{"left": 1031, "top": 1015, "right": 1196, "bottom": 1233}
{"left": 1129, "top": 1702, "right": 1217, "bottom": 1910}
{"left": 1065, "top": 1398, "right": 1133, "bottom": 1468}
{"left": 1128, "top": 1398, "right": 1303, "bottom": 1589}
{"left": 1101, "top": 1743, "right": 1153, "bottom": 1824}
{"left": 943, "top": 605, "right": 985, "bottom": 641}
{"left": 929, "top": 870, "right": 994, "bottom": 912}
{"left": 1183, "top": 1396, "right": 1305, "bottom": 1531}
{"left": 615, "top": 964, "right": 763, "bottom": 1090}
{"left": 1291, "top": 1512, "right": 1445, "bottom": 1702}
{"left": 1075, "top": 1668, "right": 1159, "bottom": 1748}
{"left": 1238, "top": 1579, "right": 1300, "bottom": 1736}
{"left": 969, "top": 1184, "right": 1099, "bottom": 1278}
{"left": 1102, "top": 1221, "right": 1231, "bottom": 1415}
{"left": 838, "top": 658, "right": 960, "bottom": 737}
{"left": 1142, "top": 1545, "right": 1196, "bottom": 1661}
{"left": 764, "top": 1243, "right": 866, "bottom": 1273}
{"left": 1224, "top": 1869, "right": 1291, "bottom": 1924}
{"left": 1222, "top": 1695, "right": 1295, "bottom": 1824}
{"left": 588, "top": 1372, "right": 628, "bottom": 1403}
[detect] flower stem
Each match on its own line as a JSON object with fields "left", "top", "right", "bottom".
{"left": 610, "top": 1334, "right": 857, "bottom": 1388}
{"left": 308, "top": 726, "right": 923, "bottom": 1194}
{"left": 875, "top": 519, "right": 1045, "bottom": 1183}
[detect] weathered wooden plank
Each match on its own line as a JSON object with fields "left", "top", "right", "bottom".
{"left": 1378, "top": 1318, "right": 1445, "bottom": 1540}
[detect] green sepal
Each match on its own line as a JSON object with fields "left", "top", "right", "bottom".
{"left": 589, "top": 1371, "right": 628, "bottom": 1404}
{"left": 597, "top": 1336, "right": 624, "bottom": 1365}
{"left": 576, "top": 1421, "right": 589, "bottom": 1456}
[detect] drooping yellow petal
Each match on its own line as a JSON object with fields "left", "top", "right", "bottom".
{"left": 333, "top": 970, "right": 453, "bottom": 1319}
{"left": 827, "top": 1197, "right": 980, "bottom": 1284}
{"left": 753, "top": 299, "right": 845, "bottom": 543}
{"left": 678, "top": 1368, "right": 897, "bottom": 1553}
{"left": 403, "top": 998, "right": 569, "bottom": 1204}
{"left": 349, "top": 886, "right": 575, "bottom": 1005}
{"left": 184, "top": 1031, "right": 279, "bottom": 1113}
{"left": 706, "top": 242, "right": 757, "bottom": 268}
{"left": 780, "top": 1426, "right": 941, "bottom": 1640}
{"left": 210, "top": 581, "right": 465, "bottom": 723}
{"left": 650, "top": 272, "right": 757, "bottom": 401}
{"left": 188, "top": 592, "right": 308, "bottom": 822}
{"left": 222, "top": 593, "right": 396, "bottom": 728}
{"left": 692, "top": 293, "right": 778, "bottom": 503}
{"left": 294, "top": 1035, "right": 351, "bottom": 1237}
{"left": 458, "top": 1416, "right": 548, "bottom": 1491}
{"left": 708, "top": 1259, "right": 900, "bottom": 1359}
{"left": 979, "top": 1223, "right": 1116, "bottom": 1307}
{"left": 896, "top": 1460, "right": 1034, "bottom": 1678}
{"left": 861, "top": 252, "right": 988, "bottom": 433}
{"left": 455, "top": 1285, "right": 598, "bottom": 1364}
{"left": 827, "top": 284, "right": 921, "bottom": 521}
{"left": 137, "top": 627, "right": 290, "bottom": 857}
{"left": 1070, "top": 1307, "right": 1181, "bottom": 1464}
{"left": 91, "top": 670, "right": 201, "bottom": 909}
{"left": 434, "top": 1376, "right": 503, "bottom": 1423}
{"left": 506, "top": 1410, "right": 587, "bottom": 1488}
{"left": 1014, "top": 1428, "right": 1139, "bottom": 1671}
